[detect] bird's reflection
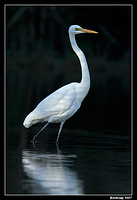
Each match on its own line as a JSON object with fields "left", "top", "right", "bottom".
{"left": 22, "top": 143, "right": 84, "bottom": 195}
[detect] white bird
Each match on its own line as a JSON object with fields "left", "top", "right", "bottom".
{"left": 23, "top": 25, "right": 98, "bottom": 143}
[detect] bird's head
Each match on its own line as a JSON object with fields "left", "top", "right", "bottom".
{"left": 69, "top": 25, "right": 98, "bottom": 35}
{"left": 23, "top": 111, "right": 40, "bottom": 128}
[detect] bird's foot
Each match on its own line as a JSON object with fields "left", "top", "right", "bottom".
{"left": 31, "top": 139, "right": 37, "bottom": 143}
{"left": 31, "top": 140, "right": 38, "bottom": 149}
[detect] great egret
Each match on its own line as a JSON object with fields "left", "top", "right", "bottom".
{"left": 23, "top": 25, "right": 98, "bottom": 143}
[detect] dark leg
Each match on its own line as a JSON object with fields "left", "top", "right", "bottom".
{"left": 55, "top": 121, "right": 65, "bottom": 143}
{"left": 32, "top": 122, "right": 49, "bottom": 142}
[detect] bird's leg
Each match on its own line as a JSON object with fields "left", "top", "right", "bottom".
{"left": 32, "top": 122, "right": 49, "bottom": 142}
{"left": 55, "top": 121, "right": 65, "bottom": 143}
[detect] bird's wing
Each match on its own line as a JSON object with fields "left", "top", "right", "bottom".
{"left": 34, "top": 82, "right": 80, "bottom": 120}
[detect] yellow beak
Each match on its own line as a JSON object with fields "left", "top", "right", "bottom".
{"left": 77, "top": 27, "right": 98, "bottom": 34}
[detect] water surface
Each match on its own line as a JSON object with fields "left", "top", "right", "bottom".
{"left": 6, "top": 127, "right": 131, "bottom": 195}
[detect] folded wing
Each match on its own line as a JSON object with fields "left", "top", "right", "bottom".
{"left": 34, "top": 82, "right": 81, "bottom": 123}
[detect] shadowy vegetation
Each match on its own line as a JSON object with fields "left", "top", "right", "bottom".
{"left": 6, "top": 5, "right": 131, "bottom": 131}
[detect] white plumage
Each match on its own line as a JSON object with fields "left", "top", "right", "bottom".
{"left": 23, "top": 25, "right": 98, "bottom": 143}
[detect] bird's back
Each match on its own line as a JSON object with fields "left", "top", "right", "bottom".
{"left": 33, "top": 82, "right": 81, "bottom": 123}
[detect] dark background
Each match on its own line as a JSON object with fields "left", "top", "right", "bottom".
{"left": 6, "top": 5, "right": 131, "bottom": 132}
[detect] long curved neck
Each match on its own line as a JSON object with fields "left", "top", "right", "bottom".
{"left": 69, "top": 32, "right": 90, "bottom": 99}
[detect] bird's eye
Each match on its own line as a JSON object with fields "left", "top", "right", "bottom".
{"left": 75, "top": 28, "right": 80, "bottom": 31}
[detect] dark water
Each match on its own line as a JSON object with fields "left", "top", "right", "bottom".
{"left": 6, "top": 126, "right": 131, "bottom": 195}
